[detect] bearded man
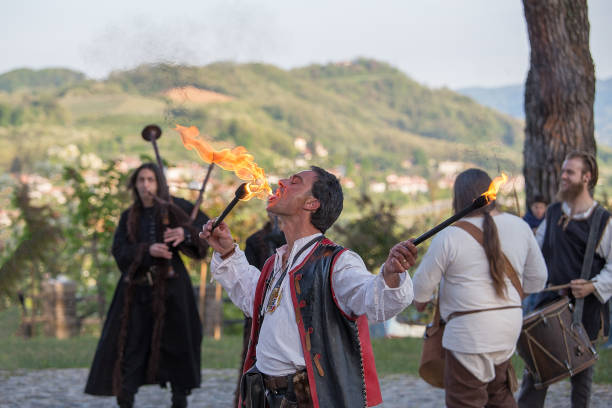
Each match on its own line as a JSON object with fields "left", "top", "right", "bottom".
{"left": 201, "top": 166, "right": 417, "bottom": 408}
{"left": 518, "top": 151, "right": 612, "bottom": 407}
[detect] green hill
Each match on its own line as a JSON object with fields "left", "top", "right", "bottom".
{"left": 0, "top": 59, "right": 524, "bottom": 180}
{"left": 0, "top": 68, "right": 86, "bottom": 92}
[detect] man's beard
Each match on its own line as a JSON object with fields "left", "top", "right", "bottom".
{"left": 557, "top": 179, "right": 584, "bottom": 201}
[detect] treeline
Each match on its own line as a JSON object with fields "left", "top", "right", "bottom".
{"left": 0, "top": 59, "right": 525, "bottom": 178}
{"left": 106, "top": 59, "right": 523, "bottom": 148}
{"left": 0, "top": 68, "right": 85, "bottom": 92}
{"left": 0, "top": 97, "right": 67, "bottom": 126}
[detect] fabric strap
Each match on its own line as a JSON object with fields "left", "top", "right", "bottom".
{"left": 573, "top": 205, "right": 606, "bottom": 325}
{"left": 444, "top": 220, "right": 524, "bottom": 322}
{"left": 454, "top": 220, "right": 524, "bottom": 299}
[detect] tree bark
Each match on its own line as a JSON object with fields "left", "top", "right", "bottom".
{"left": 522, "top": 0, "right": 596, "bottom": 205}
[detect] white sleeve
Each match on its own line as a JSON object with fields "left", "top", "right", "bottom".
{"left": 521, "top": 227, "right": 548, "bottom": 293}
{"left": 210, "top": 244, "right": 261, "bottom": 317}
{"left": 412, "top": 233, "right": 448, "bottom": 303}
{"left": 593, "top": 220, "right": 612, "bottom": 303}
{"left": 330, "top": 250, "right": 414, "bottom": 323}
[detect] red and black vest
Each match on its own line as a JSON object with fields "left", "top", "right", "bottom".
{"left": 242, "top": 238, "right": 382, "bottom": 408}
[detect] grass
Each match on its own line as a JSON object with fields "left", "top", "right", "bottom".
{"left": 0, "top": 307, "right": 244, "bottom": 371}
{"left": 1, "top": 306, "right": 611, "bottom": 384}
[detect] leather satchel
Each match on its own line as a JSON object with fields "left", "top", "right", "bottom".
{"left": 418, "top": 293, "right": 446, "bottom": 388}
{"left": 418, "top": 220, "right": 524, "bottom": 389}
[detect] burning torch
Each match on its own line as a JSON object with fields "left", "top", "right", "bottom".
{"left": 413, "top": 173, "right": 508, "bottom": 246}
{"left": 174, "top": 124, "right": 272, "bottom": 230}
{"left": 210, "top": 183, "right": 249, "bottom": 231}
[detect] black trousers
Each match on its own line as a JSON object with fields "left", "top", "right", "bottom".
{"left": 517, "top": 366, "right": 594, "bottom": 408}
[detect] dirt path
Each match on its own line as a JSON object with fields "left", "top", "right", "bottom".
{"left": 1, "top": 368, "right": 611, "bottom": 407}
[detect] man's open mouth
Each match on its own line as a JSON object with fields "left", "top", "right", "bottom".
{"left": 268, "top": 188, "right": 282, "bottom": 204}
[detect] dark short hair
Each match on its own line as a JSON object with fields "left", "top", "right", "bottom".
{"left": 531, "top": 195, "right": 548, "bottom": 205}
{"left": 565, "top": 151, "right": 598, "bottom": 190}
{"left": 128, "top": 162, "right": 164, "bottom": 204}
{"left": 310, "top": 166, "right": 343, "bottom": 233}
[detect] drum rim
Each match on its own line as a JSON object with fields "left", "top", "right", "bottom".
{"left": 523, "top": 296, "right": 570, "bottom": 323}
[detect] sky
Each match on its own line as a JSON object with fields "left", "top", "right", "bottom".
{"left": 1, "top": 0, "right": 611, "bottom": 89}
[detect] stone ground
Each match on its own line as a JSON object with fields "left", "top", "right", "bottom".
{"left": 1, "top": 368, "right": 611, "bottom": 407}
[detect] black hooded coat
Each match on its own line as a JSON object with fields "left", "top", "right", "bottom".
{"left": 85, "top": 196, "right": 208, "bottom": 396}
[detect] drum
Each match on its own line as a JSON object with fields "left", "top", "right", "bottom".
{"left": 517, "top": 297, "right": 598, "bottom": 389}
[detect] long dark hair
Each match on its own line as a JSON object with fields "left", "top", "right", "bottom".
{"left": 128, "top": 162, "right": 164, "bottom": 204}
{"left": 126, "top": 163, "right": 164, "bottom": 242}
{"left": 453, "top": 168, "right": 508, "bottom": 299}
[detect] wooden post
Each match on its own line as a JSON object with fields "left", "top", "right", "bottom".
{"left": 214, "top": 282, "right": 223, "bottom": 340}
{"left": 198, "top": 262, "right": 208, "bottom": 323}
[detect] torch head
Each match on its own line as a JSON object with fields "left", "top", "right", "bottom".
{"left": 142, "top": 124, "right": 162, "bottom": 141}
{"left": 235, "top": 182, "right": 249, "bottom": 200}
{"left": 473, "top": 194, "right": 490, "bottom": 209}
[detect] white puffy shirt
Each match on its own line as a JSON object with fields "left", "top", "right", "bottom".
{"left": 210, "top": 233, "right": 414, "bottom": 376}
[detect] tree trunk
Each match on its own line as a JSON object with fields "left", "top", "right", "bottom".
{"left": 522, "top": 0, "right": 595, "bottom": 205}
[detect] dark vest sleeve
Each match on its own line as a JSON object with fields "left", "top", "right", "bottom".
{"left": 290, "top": 241, "right": 382, "bottom": 408}
{"left": 242, "top": 242, "right": 382, "bottom": 408}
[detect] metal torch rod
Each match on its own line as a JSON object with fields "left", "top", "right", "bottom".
{"left": 211, "top": 196, "right": 241, "bottom": 231}
{"left": 413, "top": 195, "right": 489, "bottom": 246}
{"left": 190, "top": 163, "right": 215, "bottom": 221}
{"left": 210, "top": 183, "right": 248, "bottom": 232}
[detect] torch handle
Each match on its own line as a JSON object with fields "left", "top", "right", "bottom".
{"left": 211, "top": 196, "right": 240, "bottom": 231}
{"left": 412, "top": 202, "right": 480, "bottom": 246}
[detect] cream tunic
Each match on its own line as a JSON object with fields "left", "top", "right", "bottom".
{"left": 412, "top": 213, "right": 547, "bottom": 382}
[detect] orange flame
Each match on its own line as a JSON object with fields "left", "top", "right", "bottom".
{"left": 175, "top": 124, "right": 272, "bottom": 201}
{"left": 481, "top": 173, "right": 508, "bottom": 202}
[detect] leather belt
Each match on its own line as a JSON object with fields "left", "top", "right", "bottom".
{"left": 263, "top": 369, "right": 307, "bottom": 392}
{"left": 263, "top": 375, "right": 289, "bottom": 392}
{"left": 126, "top": 266, "right": 176, "bottom": 286}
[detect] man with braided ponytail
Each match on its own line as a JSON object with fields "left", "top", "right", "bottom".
{"left": 412, "top": 168, "right": 547, "bottom": 408}
{"left": 518, "top": 151, "right": 612, "bottom": 408}
{"left": 85, "top": 163, "right": 209, "bottom": 408}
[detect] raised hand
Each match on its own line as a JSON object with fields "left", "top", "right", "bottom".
{"left": 164, "top": 227, "right": 185, "bottom": 247}
{"left": 149, "top": 243, "right": 173, "bottom": 259}
{"left": 382, "top": 240, "right": 417, "bottom": 288}
{"left": 200, "top": 219, "right": 235, "bottom": 257}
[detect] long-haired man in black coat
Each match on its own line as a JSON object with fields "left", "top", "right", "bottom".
{"left": 85, "top": 163, "right": 209, "bottom": 408}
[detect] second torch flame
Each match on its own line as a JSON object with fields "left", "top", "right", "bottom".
{"left": 482, "top": 172, "right": 508, "bottom": 203}
{"left": 412, "top": 172, "right": 509, "bottom": 246}
{"left": 175, "top": 124, "right": 272, "bottom": 201}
